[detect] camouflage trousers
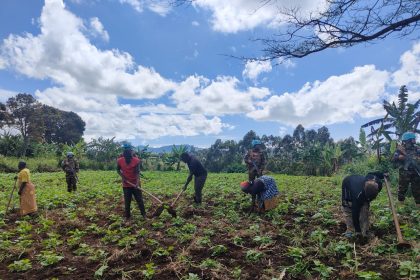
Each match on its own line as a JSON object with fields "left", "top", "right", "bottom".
{"left": 66, "top": 174, "right": 77, "bottom": 192}
{"left": 398, "top": 169, "right": 420, "bottom": 204}
{"left": 342, "top": 204, "right": 370, "bottom": 235}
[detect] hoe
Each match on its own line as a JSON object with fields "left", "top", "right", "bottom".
{"left": 124, "top": 180, "right": 181, "bottom": 218}
{"left": 4, "top": 178, "right": 18, "bottom": 217}
{"left": 152, "top": 188, "right": 186, "bottom": 218}
{"left": 383, "top": 177, "right": 411, "bottom": 250}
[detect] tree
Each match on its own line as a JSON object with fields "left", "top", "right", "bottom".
{"left": 258, "top": 0, "right": 419, "bottom": 60}
{"left": 361, "top": 85, "right": 419, "bottom": 160}
{"left": 238, "top": 130, "right": 258, "bottom": 154}
{"left": 86, "top": 137, "right": 120, "bottom": 163}
{"left": 339, "top": 136, "right": 360, "bottom": 164}
{"left": 42, "top": 105, "right": 85, "bottom": 145}
{"left": 5, "top": 93, "right": 44, "bottom": 156}
{"left": 171, "top": 145, "right": 189, "bottom": 171}
{"left": 172, "top": 1, "right": 419, "bottom": 61}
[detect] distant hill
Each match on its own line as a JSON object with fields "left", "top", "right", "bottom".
{"left": 137, "top": 144, "right": 202, "bottom": 154}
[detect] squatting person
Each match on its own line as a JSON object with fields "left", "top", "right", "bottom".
{"left": 240, "top": 175, "right": 279, "bottom": 212}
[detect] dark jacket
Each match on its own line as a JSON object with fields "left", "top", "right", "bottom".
{"left": 341, "top": 172, "right": 384, "bottom": 232}
{"left": 186, "top": 156, "right": 207, "bottom": 177}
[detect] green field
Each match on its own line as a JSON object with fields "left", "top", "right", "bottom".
{"left": 0, "top": 171, "right": 418, "bottom": 279}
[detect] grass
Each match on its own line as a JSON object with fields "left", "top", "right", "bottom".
{"left": 0, "top": 171, "right": 418, "bottom": 279}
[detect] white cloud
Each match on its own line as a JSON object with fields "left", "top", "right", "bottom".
{"left": 0, "top": 89, "right": 18, "bottom": 102}
{"left": 248, "top": 65, "right": 390, "bottom": 127}
{"left": 192, "top": 21, "right": 200, "bottom": 26}
{"left": 0, "top": 0, "right": 175, "bottom": 99}
{"left": 391, "top": 42, "right": 420, "bottom": 88}
{"left": 277, "top": 58, "right": 296, "bottom": 69}
{"left": 172, "top": 75, "right": 270, "bottom": 116}
{"left": 35, "top": 87, "right": 228, "bottom": 140}
{"left": 192, "top": 0, "right": 328, "bottom": 33}
{"left": 0, "top": 0, "right": 230, "bottom": 140}
{"left": 119, "top": 0, "right": 171, "bottom": 16}
{"left": 119, "top": 0, "right": 143, "bottom": 12}
{"left": 89, "top": 17, "right": 109, "bottom": 42}
{"left": 242, "top": 60, "right": 272, "bottom": 82}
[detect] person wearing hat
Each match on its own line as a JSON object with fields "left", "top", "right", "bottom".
{"left": 240, "top": 175, "right": 279, "bottom": 213}
{"left": 61, "top": 151, "right": 79, "bottom": 192}
{"left": 393, "top": 132, "right": 420, "bottom": 207}
{"left": 341, "top": 172, "right": 385, "bottom": 238}
{"left": 16, "top": 161, "right": 37, "bottom": 216}
{"left": 180, "top": 152, "right": 207, "bottom": 204}
{"left": 117, "top": 143, "right": 146, "bottom": 221}
{"left": 244, "top": 139, "right": 266, "bottom": 182}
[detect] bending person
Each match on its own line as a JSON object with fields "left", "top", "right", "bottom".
{"left": 180, "top": 152, "right": 207, "bottom": 204}
{"left": 341, "top": 172, "right": 384, "bottom": 238}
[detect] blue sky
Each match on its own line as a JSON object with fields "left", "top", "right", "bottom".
{"left": 0, "top": 0, "right": 419, "bottom": 147}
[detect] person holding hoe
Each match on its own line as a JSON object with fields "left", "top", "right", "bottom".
{"left": 117, "top": 143, "right": 146, "bottom": 222}
{"left": 16, "top": 161, "right": 37, "bottom": 217}
{"left": 180, "top": 152, "right": 207, "bottom": 204}
{"left": 341, "top": 172, "right": 385, "bottom": 239}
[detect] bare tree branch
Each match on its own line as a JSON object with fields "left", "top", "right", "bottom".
{"left": 170, "top": 0, "right": 420, "bottom": 61}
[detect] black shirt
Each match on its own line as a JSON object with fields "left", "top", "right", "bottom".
{"left": 341, "top": 172, "right": 383, "bottom": 232}
{"left": 187, "top": 156, "right": 207, "bottom": 177}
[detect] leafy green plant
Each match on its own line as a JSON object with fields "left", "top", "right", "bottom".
{"left": 211, "top": 245, "right": 227, "bottom": 256}
{"left": 245, "top": 250, "right": 263, "bottom": 262}
{"left": 287, "top": 247, "right": 306, "bottom": 260}
{"left": 8, "top": 259, "right": 32, "bottom": 272}
{"left": 356, "top": 271, "right": 382, "bottom": 280}
{"left": 253, "top": 235, "right": 273, "bottom": 247}
{"left": 142, "top": 262, "right": 156, "bottom": 280}
{"left": 200, "top": 258, "right": 220, "bottom": 269}
{"left": 398, "top": 261, "right": 419, "bottom": 279}
{"left": 37, "top": 251, "right": 64, "bottom": 266}
{"left": 94, "top": 264, "right": 109, "bottom": 278}
{"left": 313, "top": 260, "right": 334, "bottom": 279}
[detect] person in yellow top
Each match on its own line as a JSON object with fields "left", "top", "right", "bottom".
{"left": 16, "top": 161, "right": 37, "bottom": 216}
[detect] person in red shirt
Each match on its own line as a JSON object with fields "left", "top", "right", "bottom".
{"left": 117, "top": 143, "right": 146, "bottom": 221}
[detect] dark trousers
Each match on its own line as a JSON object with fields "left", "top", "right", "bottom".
{"left": 66, "top": 174, "right": 77, "bottom": 192}
{"left": 123, "top": 187, "right": 146, "bottom": 218}
{"left": 194, "top": 174, "right": 207, "bottom": 204}
{"left": 398, "top": 169, "right": 420, "bottom": 204}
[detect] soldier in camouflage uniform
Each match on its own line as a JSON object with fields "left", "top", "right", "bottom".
{"left": 393, "top": 132, "right": 420, "bottom": 207}
{"left": 61, "top": 152, "right": 79, "bottom": 192}
{"left": 244, "top": 139, "right": 266, "bottom": 182}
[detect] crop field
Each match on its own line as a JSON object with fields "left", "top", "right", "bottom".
{"left": 0, "top": 171, "right": 418, "bottom": 279}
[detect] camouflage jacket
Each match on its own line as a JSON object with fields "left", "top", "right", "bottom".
{"left": 61, "top": 158, "right": 79, "bottom": 175}
{"left": 244, "top": 149, "right": 266, "bottom": 170}
{"left": 393, "top": 144, "right": 420, "bottom": 171}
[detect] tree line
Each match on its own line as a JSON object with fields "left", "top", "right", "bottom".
{"left": 0, "top": 93, "right": 85, "bottom": 157}
{"left": 0, "top": 86, "right": 418, "bottom": 176}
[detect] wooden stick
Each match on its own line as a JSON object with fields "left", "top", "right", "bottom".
{"left": 383, "top": 177, "right": 411, "bottom": 249}
{"left": 5, "top": 180, "right": 17, "bottom": 216}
